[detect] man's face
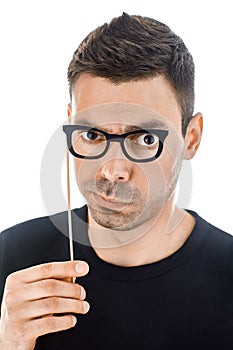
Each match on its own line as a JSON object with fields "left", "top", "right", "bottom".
{"left": 68, "top": 74, "right": 186, "bottom": 231}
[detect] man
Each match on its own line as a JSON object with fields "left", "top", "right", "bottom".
{"left": 0, "top": 12, "right": 232, "bottom": 350}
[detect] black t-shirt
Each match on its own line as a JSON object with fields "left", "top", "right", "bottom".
{"left": 0, "top": 206, "right": 233, "bottom": 349}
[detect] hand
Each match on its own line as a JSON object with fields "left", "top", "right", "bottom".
{"left": 0, "top": 260, "right": 90, "bottom": 350}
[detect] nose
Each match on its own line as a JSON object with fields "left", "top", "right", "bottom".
{"left": 99, "top": 158, "right": 132, "bottom": 183}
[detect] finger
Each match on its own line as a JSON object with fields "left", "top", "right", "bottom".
{"left": 32, "top": 314, "right": 78, "bottom": 338}
{"left": 6, "top": 260, "right": 89, "bottom": 285}
{"left": 22, "top": 297, "right": 90, "bottom": 319}
{"left": 22, "top": 279, "right": 86, "bottom": 301}
{"left": 62, "top": 277, "right": 76, "bottom": 283}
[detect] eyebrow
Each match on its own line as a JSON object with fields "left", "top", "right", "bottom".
{"left": 74, "top": 118, "right": 169, "bottom": 131}
{"left": 124, "top": 119, "right": 169, "bottom": 132}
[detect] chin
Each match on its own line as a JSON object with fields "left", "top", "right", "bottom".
{"left": 88, "top": 205, "right": 141, "bottom": 230}
{"left": 89, "top": 204, "right": 160, "bottom": 233}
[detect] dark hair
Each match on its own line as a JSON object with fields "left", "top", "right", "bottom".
{"left": 68, "top": 12, "right": 195, "bottom": 136}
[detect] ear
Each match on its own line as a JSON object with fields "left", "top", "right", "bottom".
{"left": 67, "top": 103, "right": 72, "bottom": 119}
{"left": 183, "top": 112, "right": 203, "bottom": 160}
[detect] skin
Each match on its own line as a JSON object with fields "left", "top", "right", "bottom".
{"left": 68, "top": 73, "right": 203, "bottom": 266}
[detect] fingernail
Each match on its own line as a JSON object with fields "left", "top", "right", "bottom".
{"left": 80, "top": 287, "right": 86, "bottom": 300}
{"left": 75, "top": 262, "right": 85, "bottom": 273}
{"left": 82, "top": 301, "right": 90, "bottom": 313}
{"left": 72, "top": 315, "right": 77, "bottom": 325}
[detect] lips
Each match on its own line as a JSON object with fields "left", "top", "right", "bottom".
{"left": 93, "top": 193, "right": 130, "bottom": 210}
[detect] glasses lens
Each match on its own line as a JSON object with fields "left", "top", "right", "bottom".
{"left": 71, "top": 128, "right": 107, "bottom": 157}
{"left": 125, "top": 131, "right": 160, "bottom": 160}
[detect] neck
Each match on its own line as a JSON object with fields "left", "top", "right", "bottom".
{"left": 87, "top": 199, "right": 195, "bottom": 267}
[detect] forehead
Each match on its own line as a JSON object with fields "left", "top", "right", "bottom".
{"left": 71, "top": 74, "right": 182, "bottom": 134}
{"left": 72, "top": 103, "right": 170, "bottom": 130}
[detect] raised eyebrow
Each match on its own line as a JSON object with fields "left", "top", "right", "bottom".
{"left": 73, "top": 119, "right": 111, "bottom": 131}
{"left": 124, "top": 120, "right": 169, "bottom": 132}
{"left": 73, "top": 118, "right": 94, "bottom": 126}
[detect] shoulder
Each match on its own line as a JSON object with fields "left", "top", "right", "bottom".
{"left": 188, "top": 210, "right": 233, "bottom": 270}
{"left": 0, "top": 210, "right": 67, "bottom": 245}
{"left": 0, "top": 205, "right": 87, "bottom": 246}
{"left": 188, "top": 209, "right": 232, "bottom": 242}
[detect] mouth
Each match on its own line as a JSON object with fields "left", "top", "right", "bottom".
{"left": 93, "top": 193, "right": 130, "bottom": 210}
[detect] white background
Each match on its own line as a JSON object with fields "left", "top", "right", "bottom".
{"left": 0, "top": 0, "right": 232, "bottom": 234}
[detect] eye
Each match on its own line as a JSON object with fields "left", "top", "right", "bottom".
{"left": 137, "top": 133, "right": 159, "bottom": 147}
{"left": 81, "top": 130, "right": 103, "bottom": 141}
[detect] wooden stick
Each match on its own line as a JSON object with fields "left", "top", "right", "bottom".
{"left": 66, "top": 144, "right": 75, "bottom": 283}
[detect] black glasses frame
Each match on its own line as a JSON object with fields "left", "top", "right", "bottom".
{"left": 63, "top": 125, "right": 169, "bottom": 163}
